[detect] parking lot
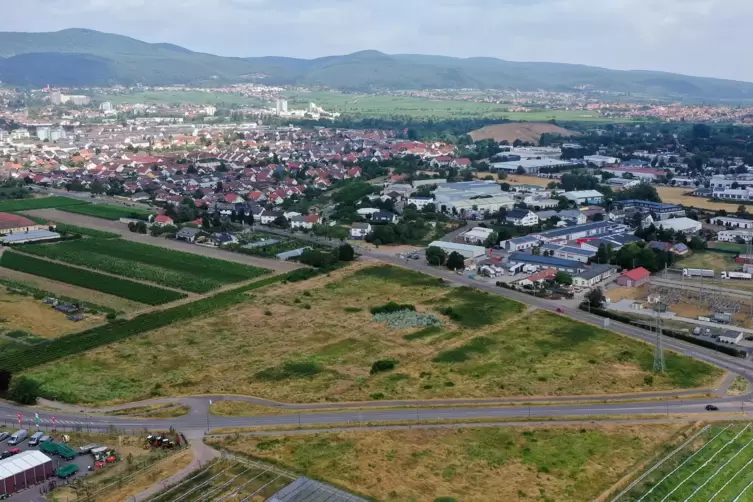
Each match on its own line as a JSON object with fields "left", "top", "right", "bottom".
{"left": 0, "top": 428, "right": 111, "bottom": 501}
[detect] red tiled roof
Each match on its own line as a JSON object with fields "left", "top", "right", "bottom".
{"left": 0, "top": 212, "right": 37, "bottom": 230}
{"left": 622, "top": 267, "right": 651, "bottom": 281}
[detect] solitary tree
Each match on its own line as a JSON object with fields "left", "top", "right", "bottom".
{"left": 338, "top": 243, "right": 355, "bottom": 262}
{"left": 446, "top": 251, "right": 465, "bottom": 271}
{"left": 7, "top": 376, "right": 40, "bottom": 405}
{"left": 425, "top": 246, "right": 446, "bottom": 266}
{"left": 586, "top": 287, "right": 605, "bottom": 308}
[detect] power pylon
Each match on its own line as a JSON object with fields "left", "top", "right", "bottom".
{"left": 653, "top": 303, "right": 666, "bottom": 373}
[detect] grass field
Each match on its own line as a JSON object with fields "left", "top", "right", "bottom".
{"left": 0, "top": 284, "right": 105, "bottom": 338}
{"left": 209, "top": 423, "right": 690, "bottom": 502}
{"left": 19, "top": 238, "right": 268, "bottom": 293}
{"left": 23, "top": 263, "right": 721, "bottom": 405}
{"left": 656, "top": 187, "right": 742, "bottom": 212}
{"left": 677, "top": 251, "right": 738, "bottom": 272}
{"left": 284, "top": 90, "right": 626, "bottom": 121}
{"left": 100, "top": 90, "right": 266, "bottom": 107}
{"left": 20, "top": 214, "right": 121, "bottom": 239}
{"left": 0, "top": 196, "right": 88, "bottom": 212}
{"left": 0, "top": 251, "right": 186, "bottom": 305}
{"left": 621, "top": 424, "right": 753, "bottom": 502}
{"left": 58, "top": 203, "right": 153, "bottom": 221}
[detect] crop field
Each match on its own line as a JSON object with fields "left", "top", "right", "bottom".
{"left": 209, "top": 423, "right": 689, "bottom": 502}
{"left": 58, "top": 203, "right": 153, "bottom": 220}
{"left": 20, "top": 214, "right": 121, "bottom": 239}
{"left": 23, "top": 263, "right": 721, "bottom": 405}
{"left": 656, "top": 187, "right": 742, "bottom": 212}
{"left": 620, "top": 424, "right": 753, "bottom": 502}
{"left": 0, "top": 196, "right": 88, "bottom": 212}
{"left": 284, "top": 90, "right": 625, "bottom": 121}
{"left": 20, "top": 238, "right": 268, "bottom": 293}
{"left": 0, "top": 251, "right": 186, "bottom": 305}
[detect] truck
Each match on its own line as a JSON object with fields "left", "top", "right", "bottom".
{"left": 55, "top": 464, "right": 79, "bottom": 479}
{"left": 522, "top": 264, "right": 537, "bottom": 274}
{"left": 721, "top": 271, "right": 752, "bottom": 280}
{"left": 683, "top": 268, "right": 715, "bottom": 278}
{"left": 508, "top": 263, "right": 524, "bottom": 275}
{"left": 56, "top": 444, "right": 77, "bottom": 460}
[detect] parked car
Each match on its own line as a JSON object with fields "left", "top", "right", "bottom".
{"left": 8, "top": 430, "right": 27, "bottom": 446}
{"left": 39, "top": 435, "right": 53, "bottom": 444}
{"left": 28, "top": 432, "right": 45, "bottom": 446}
{"left": 0, "top": 432, "right": 10, "bottom": 443}
{"left": 556, "top": 308, "right": 564, "bottom": 313}
{"left": 705, "top": 405, "right": 719, "bottom": 411}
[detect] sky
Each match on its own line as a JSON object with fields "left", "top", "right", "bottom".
{"left": 2, "top": 0, "right": 752, "bottom": 82}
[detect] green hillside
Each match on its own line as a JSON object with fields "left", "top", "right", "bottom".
{"left": 2, "top": 29, "right": 753, "bottom": 102}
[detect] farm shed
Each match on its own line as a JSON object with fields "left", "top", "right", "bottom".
{"left": 277, "top": 247, "right": 312, "bottom": 261}
{"left": 0, "top": 230, "right": 60, "bottom": 244}
{"left": 0, "top": 450, "right": 53, "bottom": 494}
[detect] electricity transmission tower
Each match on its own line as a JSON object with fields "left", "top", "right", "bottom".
{"left": 653, "top": 302, "right": 666, "bottom": 373}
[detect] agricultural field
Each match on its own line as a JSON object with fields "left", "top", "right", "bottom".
{"left": 19, "top": 238, "right": 269, "bottom": 293}
{"left": 209, "top": 423, "right": 691, "bottom": 502}
{"left": 58, "top": 203, "right": 153, "bottom": 221}
{"left": 0, "top": 268, "right": 144, "bottom": 313}
{"left": 620, "top": 424, "right": 753, "bottom": 502}
{"left": 0, "top": 251, "right": 186, "bottom": 305}
{"left": 0, "top": 196, "right": 88, "bottom": 212}
{"left": 23, "top": 264, "right": 721, "bottom": 405}
{"left": 20, "top": 214, "right": 121, "bottom": 239}
{"left": 284, "top": 90, "right": 624, "bottom": 121}
{"left": 656, "top": 187, "right": 741, "bottom": 212}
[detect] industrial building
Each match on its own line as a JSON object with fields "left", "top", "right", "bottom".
{"left": 428, "top": 241, "right": 487, "bottom": 260}
{"left": 563, "top": 190, "right": 604, "bottom": 205}
{"left": 711, "top": 216, "right": 753, "bottom": 229}
{"left": 540, "top": 243, "right": 596, "bottom": 263}
{"left": 490, "top": 158, "right": 574, "bottom": 174}
{"left": 460, "top": 227, "right": 495, "bottom": 245}
{"left": 572, "top": 264, "right": 617, "bottom": 287}
{"left": 616, "top": 200, "right": 686, "bottom": 220}
{"left": 534, "top": 221, "right": 628, "bottom": 244}
{"left": 0, "top": 450, "right": 53, "bottom": 495}
{"left": 655, "top": 217, "right": 702, "bottom": 234}
{"left": 0, "top": 229, "right": 60, "bottom": 244}
{"left": 584, "top": 155, "right": 619, "bottom": 166}
{"left": 442, "top": 196, "right": 515, "bottom": 215}
{"left": 717, "top": 229, "right": 753, "bottom": 243}
{"left": 507, "top": 252, "right": 585, "bottom": 273}
{"left": 502, "top": 235, "right": 538, "bottom": 252}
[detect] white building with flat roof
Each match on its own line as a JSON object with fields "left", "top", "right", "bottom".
{"left": 656, "top": 217, "right": 702, "bottom": 234}
{"left": 584, "top": 155, "right": 619, "bottom": 166}
{"left": 428, "top": 241, "right": 486, "bottom": 260}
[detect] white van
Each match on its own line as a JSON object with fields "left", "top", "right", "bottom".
{"left": 8, "top": 430, "right": 27, "bottom": 445}
{"left": 28, "top": 432, "right": 44, "bottom": 446}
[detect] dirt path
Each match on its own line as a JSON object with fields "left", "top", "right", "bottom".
{"left": 23, "top": 209, "right": 302, "bottom": 273}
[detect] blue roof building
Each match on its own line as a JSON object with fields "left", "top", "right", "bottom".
{"left": 508, "top": 252, "right": 585, "bottom": 273}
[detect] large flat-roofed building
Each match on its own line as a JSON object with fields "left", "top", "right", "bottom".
{"left": 0, "top": 213, "right": 46, "bottom": 235}
{"left": 573, "top": 264, "right": 617, "bottom": 287}
{"left": 433, "top": 181, "right": 501, "bottom": 203}
{"left": 584, "top": 155, "right": 619, "bottom": 166}
{"left": 508, "top": 252, "right": 585, "bottom": 273}
{"left": 490, "top": 158, "right": 574, "bottom": 174}
{"left": 428, "top": 241, "right": 487, "bottom": 260}
{"left": 655, "top": 217, "right": 702, "bottom": 234}
{"left": 563, "top": 190, "right": 604, "bottom": 205}
{"left": 540, "top": 243, "right": 596, "bottom": 263}
{"left": 616, "top": 200, "right": 686, "bottom": 220}
{"left": 534, "top": 221, "right": 628, "bottom": 244}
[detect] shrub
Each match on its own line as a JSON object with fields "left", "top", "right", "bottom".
{"left": 370, "top": 359, "right": 397, "bottom": 374}
{"left": 106, "top": 312, "right": 117, "bottom": 321}
{"left": 370, "top": 392, "right": 385, "bottom": 400}
{"left": 370, "top": 302, "right": 416, "bottom": 315}
{"left": 373, "top": 310, "right": 441, "bottom": 329}
{"left": 7, "top": 376, "right": 41, "bottom": 405}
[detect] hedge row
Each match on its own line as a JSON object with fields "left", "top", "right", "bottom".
{"left": 579, "top": 304, "right": 747, "bottom": 358}
{"left": 0, "top": 271, "right": 299, "bottom": 373}
{"left": 0, "top": 251, "right": 185, "bottom": 306}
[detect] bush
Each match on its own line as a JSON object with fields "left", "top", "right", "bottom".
{"left": 370, "top": 359, "right": 397, "bottom": 374}
{"left": 370, "top": 392, "right": 385, "bottom": 400}
{"left": 106, "top": 312, "right": 117, "bottom": 321}
{"left": 7, "top": 376, "right": 40, "bottom": 405}
{"left": 370, "top": 302, "right": 416, "bottom": 315}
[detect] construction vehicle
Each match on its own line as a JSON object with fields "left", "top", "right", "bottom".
{"left": 41, "top": 442, "right": 77, "bottom": 460}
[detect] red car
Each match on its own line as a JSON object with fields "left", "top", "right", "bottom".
{"left": 7, "top": 448, "right": 20, "bottom": 456}
{"left": 556, "top": 308, "right": 564, "bottom": 313}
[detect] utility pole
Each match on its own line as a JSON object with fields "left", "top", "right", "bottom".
{"left": 653, "top": 301, "right": 666, "bottom": 373}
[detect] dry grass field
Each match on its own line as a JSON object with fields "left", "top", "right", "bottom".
{"left": 469, "top": 122, "right": 579, "bottom": 144}
{"left": 0, "top": 285, "right": 105, "bottom": 338}
{"left": 209, "top": 423, "right": 691, "bottom": 502}
{"left": 656, "top": 187, "right": 741, "bottom": 211}
{"left": 25, "top": 264, "right": 721, "bottom": 406}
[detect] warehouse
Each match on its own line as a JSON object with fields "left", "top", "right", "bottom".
{"left": 508, "top": 252, "right": 585, "bottom": 273}
{"left": 428, "top": 241, "right": 486, "bottom": 260}
{"left": 534, "top": 221, "right": 627, "bottom": 244}
{"left": 490, "top": 158, "right": 574, "bottom": 174}
{"left": 540, "top": 243, "right": 595, "bottom": 263}
{"left": 502, "top": 235, "right": 538, "bottom": 252}
{"left": 562, "top": 190, "right": 604, "bottom": 205}
{"left": 0, "top": 450, "right": 53, "bottom": 494}
{"left": 459, "top": 227, "right": 494, "bottom": 244}
{"left": 655, "top": 217, "right": 702, "bottom": 234}
{"left": 0, "top": 229, "right": 60, "bottom": 244}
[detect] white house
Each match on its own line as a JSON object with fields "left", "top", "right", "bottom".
{"left": 350, "top": 222, "right": 372, "bottom": 239}
{"left": 259, "top": 210, "right": 284, "bottom": 225}
{"left": 290, "top": 214, "right": 321, "bottom": 230}
{"left": 504, "top": 209, "right": 539, "bottom": 227}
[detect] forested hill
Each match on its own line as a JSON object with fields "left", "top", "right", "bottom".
{"left": 2, "top": 29, "right": 753, "bottom": 102}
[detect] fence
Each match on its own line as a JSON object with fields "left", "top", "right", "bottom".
{"left": 0, "top": 418, "right": 169, "bottom": 437}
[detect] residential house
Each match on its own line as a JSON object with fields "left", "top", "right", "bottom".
{"left": 152, "top": 215, "right": 174, "bottom": 226}
{"left": 290, "top": 214, "right": 322, "bottom": 230}
{"left": 176, "top": 227, "right": 202, "bottom": 242}
{"left": 504, "top": 209, "right": 539, "bottom": 227}
{"left": 214, "top": 232, "right": 238, "bottom": 246}
{"left": 372, "top": 212, "right": 398, "bottom": 224}
{"left": 259, "top": 210, "right": 284, "bottom": 225}
{"left": 350, "top": 222, "right": 372, "bottom": 239}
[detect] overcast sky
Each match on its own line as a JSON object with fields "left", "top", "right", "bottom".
{"left": 2, "top": 0, "right": 752, "bottom": 82}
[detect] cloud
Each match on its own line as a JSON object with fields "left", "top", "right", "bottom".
{"left": 2, "top": 0, "right": 752, "bottom": 81}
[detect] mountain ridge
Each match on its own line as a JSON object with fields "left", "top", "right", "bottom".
{"left": 0, "top": 28, "right": 752, "bottom": 102}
